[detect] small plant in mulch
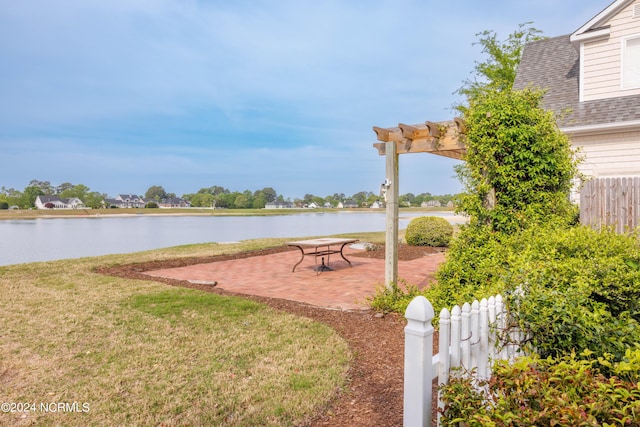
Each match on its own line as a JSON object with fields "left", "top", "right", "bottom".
{"left": 367, "top": 279, "right": 424, "bottom": 315}
{"left": 365, "top": 243, "right": 382, "bottom": 252}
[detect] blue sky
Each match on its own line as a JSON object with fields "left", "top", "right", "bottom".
{"left": 0, "top": 0, "right": 608, "bottom": 199}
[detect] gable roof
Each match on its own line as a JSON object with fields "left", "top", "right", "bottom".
{"left": 571, "top": 0, "right": 633, "bottom": 45}
{"left": 36, "top": 195, "right": 83, "bottom": 205}
{"left": 118, "top": 194, "right": 143, "bottom": 200}
{"left": 513, "top": 35, "right": 579, "bottom": 120}
{"left": 513, "top": 34, "right": 640, "bottom": 132}
{"left": 159, "top": 197, "right": 189, "bottom": 205}
{"left": 37, "top": 195, "right": 62, "bottom": 203}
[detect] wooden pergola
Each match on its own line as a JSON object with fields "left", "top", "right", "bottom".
{"left": 372, "top": 119, "right": 467, "bottom": 289}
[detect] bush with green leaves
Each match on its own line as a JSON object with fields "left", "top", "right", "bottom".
{"left": 368, "top": 224, "right": 508, "bottom": 319}
{"left": 503, "top": 226, "right": 640, "bottom": 363}
{"left": 439, "top": 354, "right": 640, "bottom": 426}
{"left": 432, "top": 224, "right": 640, "bottom": 364}
{"left": 404, "top": 216, "right": 453, "bottom": 247}
{"left": 372, "top": 222, "right": 640, "bottom": 368}
{"left": 430, "top": 225, "right": 508, "bottom": 308}
{"left": 455, "top": 88, "right": 580, "bottom": 234}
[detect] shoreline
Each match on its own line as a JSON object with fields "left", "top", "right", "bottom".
{"left": 0, "top": 207, "right": 463, "bottom": 221}
{"left": 0, "top": 211, "right": 466, "bottom": 266}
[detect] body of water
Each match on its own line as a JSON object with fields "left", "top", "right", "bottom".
{"left": 0, "top": 211, "right": 464, "bottom": 266}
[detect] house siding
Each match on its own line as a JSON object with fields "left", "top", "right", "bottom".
{"left": 115, "top": 194, "right": 146, "bottom": 208}
{"left": 570, "top": 130, "right": 640, "bottom": 177}
{"left": 515, "top": 1, "right": 640, "bottom": 211}
{"left": 582, "top": 0, "right": 640, "bottom": 100}
{"left": 35, "top": 196, "right": 84, "bottom": 209}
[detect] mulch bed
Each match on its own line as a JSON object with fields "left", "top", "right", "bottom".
{"left": 96, "top": 243, "right": 442, "bottom": 426}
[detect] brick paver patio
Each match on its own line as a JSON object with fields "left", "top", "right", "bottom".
{"left": 145, "top": 245, "right": 446, "bottom": 311}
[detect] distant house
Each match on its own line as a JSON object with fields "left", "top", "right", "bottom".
{"left": 115, "top": 194, "right": 147, "bottom": 208}
{"left": 103, "top": 194, "right": 152, "bottom": 208}
{"left": 103, "top": 198, "right": 123, "bottom": 208}
{"left": 158, "top": 197, "right": 191, "bottom": 208}
{"left": 338, "top": 200, "right": 358, "bottom": 209}
{"left": 370, "top": 200, "right": 384, "bottom": 209}
{"left": 307, "top": 202, "right": 320, "bottom": 209}
{"left": 35, "top": 195, "right": 84, "bottom": 210}
{"left": 265, "top": 201, "right": 294, "bottom": 209}
{"left": 421, "top": 200, "right": 442, "bottom": 208}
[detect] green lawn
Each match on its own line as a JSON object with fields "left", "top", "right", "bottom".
{"left": 0, "top": 238, "right": 353, "bottom": 426}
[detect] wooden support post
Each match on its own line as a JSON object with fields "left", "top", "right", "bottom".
{"left": 385, "top": 140, "right": 399, "bottom": 290}
{"left": 373, "top": 119, "right": 466, "bottom": 291}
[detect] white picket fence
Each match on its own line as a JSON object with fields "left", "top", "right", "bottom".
{"left": 403, "top": 294, "right": 519, "bottom": 427}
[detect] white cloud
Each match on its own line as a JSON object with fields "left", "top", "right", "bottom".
{"left": 0, "top": 0, "right": 612, "bottom": 198}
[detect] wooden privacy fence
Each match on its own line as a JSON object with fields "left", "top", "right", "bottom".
{"left": 580, "top": 177, "right": 640, "bottom": 233}
{"left": 403, "top": 295, "right": 518, "bottom": 427}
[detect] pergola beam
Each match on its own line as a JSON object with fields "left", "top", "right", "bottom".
{"left": 373, "top": 119, "right": 466, "bottom": 160}
{"left": 372, "top": 126, "right": 405, "bottom": 142}
{"left": 373, "top": 141, "right": 466, "bottom": 159}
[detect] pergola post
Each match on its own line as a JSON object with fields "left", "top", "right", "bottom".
{"left": 373, "top": 119, "right": 466, "bottom": 291}
{"left": 385, "top": 141, "right": 399, "bottom": 290}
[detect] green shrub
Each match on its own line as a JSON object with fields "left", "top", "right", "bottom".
{"left": 145, "top": 201, "right": 158, "bottom": 208}
{"left": 405, "top": 216, "right": 453, "bottom": 247}
{"left": 366, "top": 280, "right": 422, "bottom": 315}
{"left": 505, "top": 226, "right": 640, "bottom": 363}
{"left": 430, "top": 224, "right": 510, "bottom": 309}
{"left": 455, "top": 88, "right": 580, "bottom": 235}
{"left": 367, "top": 224, "right": 505, "bottom": 322}
{"left": 432, "top": 224, "right": 640, "bottom": 364}
{"left": 372, "top": 221, "right": 640, "bottom": 368}
{"left": 439, "top": 354, "right": 640, "bottom": 426}
{"left": 0, "top": 201, "right": 8, "bottom": 210}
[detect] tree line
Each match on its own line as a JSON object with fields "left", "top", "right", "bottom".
{"left": 0, "top": 180, "right": 456, "bottom": 210}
